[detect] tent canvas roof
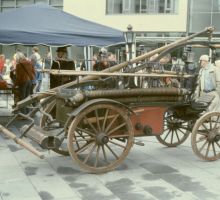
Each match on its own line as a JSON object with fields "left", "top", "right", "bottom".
{"left": 0, "top": 4, "right": 125, "bottom": 46}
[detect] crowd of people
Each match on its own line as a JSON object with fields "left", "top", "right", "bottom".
{"left": 92, "top": 48, "right": 117, "bottom": 71}
{"left": 1, "top": 45, "right": 220, "bottom": 114}
{"left": 0, "top": 47, "right": 47, "bottom": 113}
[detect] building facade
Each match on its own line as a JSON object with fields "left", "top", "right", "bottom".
{"left": 64, "top": 0, "right": 220, "bottom": 61}
{"left": 1, "top": 0, "right": 220, "bottom": 63}
{"left": 0, "top": 0, "right": 62, "bottom": 11}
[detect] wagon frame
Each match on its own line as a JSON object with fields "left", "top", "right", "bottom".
{"left": 1, "top": 26, "right": 219, "bottom": 173}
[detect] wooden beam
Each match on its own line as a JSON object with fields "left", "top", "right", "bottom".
{"left": 47, "top": 69, "right": 193, "bottom": 78}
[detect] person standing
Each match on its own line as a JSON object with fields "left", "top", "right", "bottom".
{"left": 30, "top": 55, "right": 42, "bottom": 93}
{"left": 31, "top": 46, "right": 42, "bottom": 66}
{"left": 15, "top": 52, "right": 35, "bottom": 113}
{"left": 55, "top": 47, "right": 68, "bottom": 60}
{"left": 50, "top": 47, "right": 75, "bottom": 88}
{"left": 44, "top": 49, "right": 52, "bottom": 69}
{"left": 194, "top": 54, "right": 220, "bottom": 112}
{"left": 30, "top": 46, "right": 42, "bottom": 92}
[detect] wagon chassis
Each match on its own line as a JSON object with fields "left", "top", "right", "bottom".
{"left": 1, "top": 27, "right": 220, "bottom": 173}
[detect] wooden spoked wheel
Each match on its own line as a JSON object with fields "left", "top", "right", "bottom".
{"left": 191, "top": 112, "right": 220, "bottom": 161}
{"left": 40, "top": 100, "right": 69, "bottom": 156}
{"left": 156, "top": 111, "right": 190, "bottom": 147}
{"left": 67, "top": 103, "right": 134, "bottom": 173}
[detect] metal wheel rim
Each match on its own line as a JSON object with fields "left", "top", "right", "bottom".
{"left": 191, "top": 112, "right": 220, "bottom": 161}
{"left": 67, "top": 103, "right": 134, "bottom": 173}
{"left": 156, "top": 111, "right": 190, "bottom": 147}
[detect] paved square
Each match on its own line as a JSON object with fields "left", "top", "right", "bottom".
{"left": 1, "top": 120, "right": 220, "bottom": 200}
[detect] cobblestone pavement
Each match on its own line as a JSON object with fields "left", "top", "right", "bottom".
{"left": 1, "top": 90, "right": 220, "bottom": 200}
{"left": 1, "top": 118, "right": 220, "bottom": 200}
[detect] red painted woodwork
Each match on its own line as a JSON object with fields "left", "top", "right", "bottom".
{"left": 130, "top": 106, "right": 167, "bottom": 136}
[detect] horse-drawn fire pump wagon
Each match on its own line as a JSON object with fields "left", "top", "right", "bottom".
{"left": 1, "top": 27, "right": 219, "bottom": 173}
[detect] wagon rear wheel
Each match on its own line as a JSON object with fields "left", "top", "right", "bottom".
{"left": 67, "top": 103, "right": 134, "bottom": 173}
{"left": 156, "top": 111, "right": 190, "bottom": 147}
{"left": 191, "top": 112, "right": 220, "bottom": 161}
{"left": 40, "top": 100, "right": 69, "bottom": 156}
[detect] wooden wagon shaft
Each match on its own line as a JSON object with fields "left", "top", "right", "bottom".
{"left": 15, "top": 27, "right": 213, "bottom": 110}
{"left": 0, "top": 124, "right": 44, "bottom": 159}
{"left": 48, "top": 69, "right": 194, "bottom": 78}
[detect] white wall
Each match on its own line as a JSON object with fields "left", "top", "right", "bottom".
{"left": 64, "top": 0, "right": 188, "bottom": 32}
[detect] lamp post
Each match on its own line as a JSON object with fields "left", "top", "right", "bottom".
{"left": 124, "top": 24, "right": 136, "bottom": 61}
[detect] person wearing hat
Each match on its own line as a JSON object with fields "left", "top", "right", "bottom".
{"left": 50, "top": 47, "right": 75, "bottom": 88}
{"left": 194, "top": 54, "right": 220, "bottom": 112}
{"left": 56, "top": 47, "right": 68, "bottom": 60}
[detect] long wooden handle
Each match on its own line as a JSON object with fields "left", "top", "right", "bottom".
{"left": 0, "top": 124, "right": 44, "bottom": 159}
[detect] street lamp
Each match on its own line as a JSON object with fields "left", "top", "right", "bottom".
{"left": 124, "top": 24, "right": 136, "bottom": 61}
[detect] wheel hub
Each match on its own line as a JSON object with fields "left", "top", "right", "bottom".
{"left": 96, "top": 133, "right": 109, "bottom": 145}
{"left": 167, "top": 120, "right": 181, "bottom": 130}
{"left": 207, "top": 129, "right": 220, "bottom": 142}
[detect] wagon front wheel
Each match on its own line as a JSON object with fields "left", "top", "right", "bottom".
{"left": 67, "top": 103, "right": 134, "bottom": 173}
{"left": 156, "top": 111, "right": 190, "bottom": 147}
{"left": 191, "top": 112, "right": 220, "bottom": 161}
